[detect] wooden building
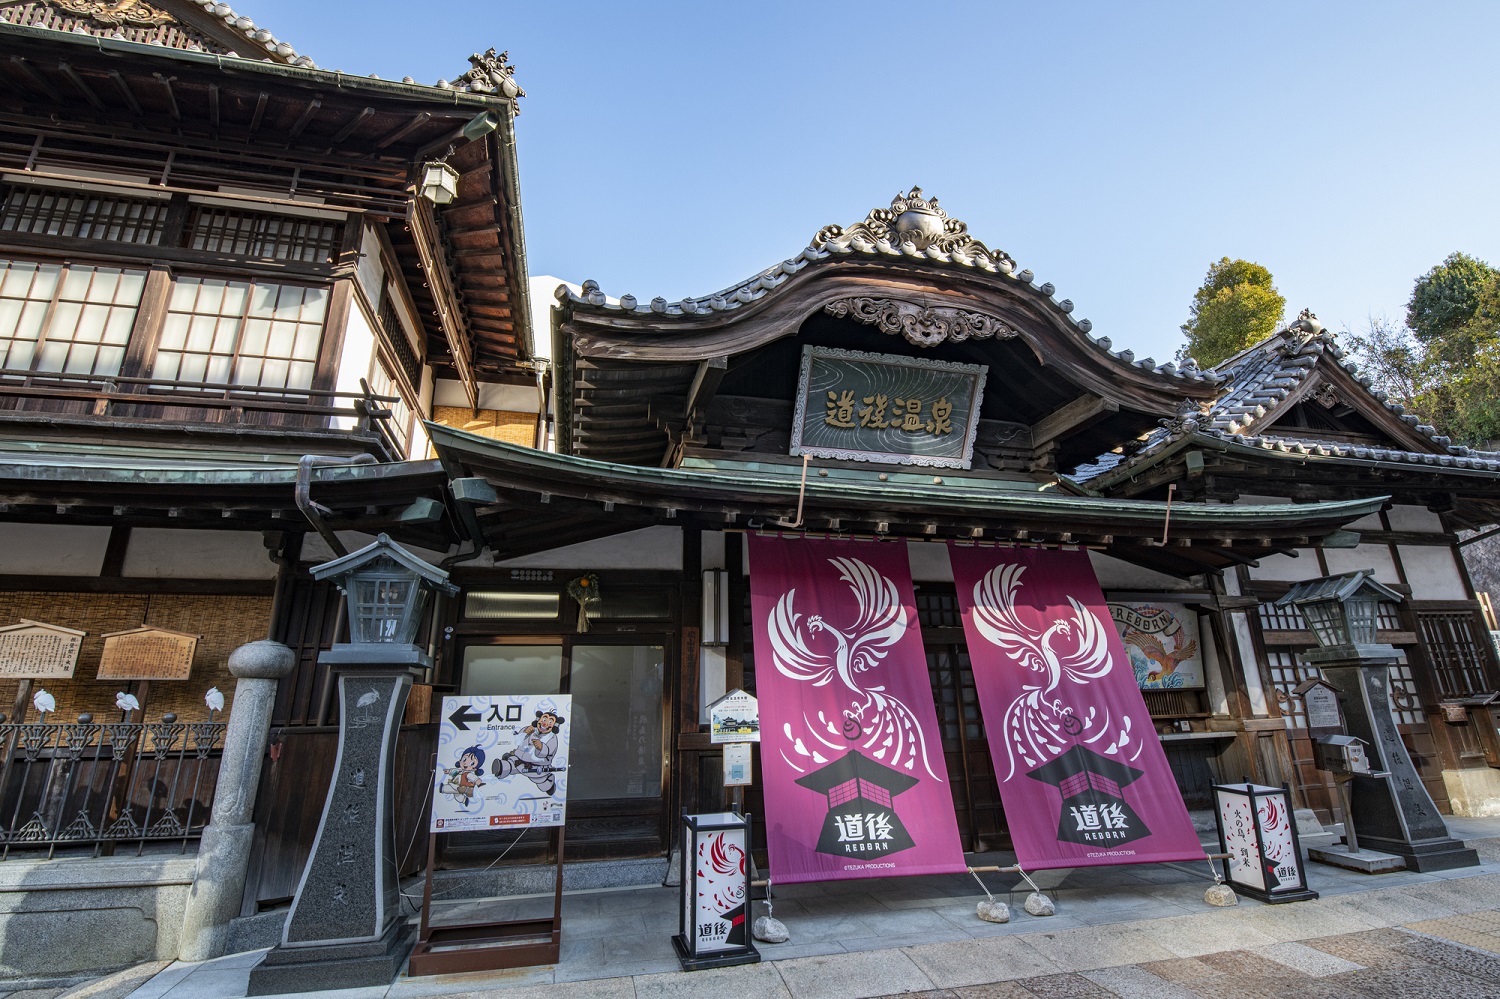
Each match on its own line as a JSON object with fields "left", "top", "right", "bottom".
{"left": 1, "top": 5, "right": 1498, "bottom": 954}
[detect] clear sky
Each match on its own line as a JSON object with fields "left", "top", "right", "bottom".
{"left": 249, "top": 1, "right": 1500, "bottom": 363}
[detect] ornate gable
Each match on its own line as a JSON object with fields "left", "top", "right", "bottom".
{"left": 0, "top": 0, "right": 313, "bottom": 65}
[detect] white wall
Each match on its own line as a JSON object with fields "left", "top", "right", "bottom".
{"left": 431, "top": 378, "right": 540, "bottom": 414}
{"left": 122, "top": 529, "right": 277, "bottom": 579}
{"left": 1398, "top": 545, "right": 1470, "bottom": 600}
{"left": 1387, "top": 505, "right": 1445, "bottom": 533}
{"left": 332, "top": 302, "right": 377, "bottom": 432}
{"left": 1248, "top": 550, "right": 1319, "bottom": 582}
{"left": 1322, "top": 544, "right": 1401, "bottom": 584}
{"left": 495, "top": 526, "right": 683, "bottom": 570}
{"left": 907, "top": 541, "right": 953, "bottom": 581}
{"left": 1088, "top": 551, "right": 1198, "bottom": 590}
{"left": 0, "top": 524, "right": 110, "bottom": 576}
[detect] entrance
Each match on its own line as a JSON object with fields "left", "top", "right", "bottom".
{"left": 444, "top": 637, "right": 670, "bottom": 863}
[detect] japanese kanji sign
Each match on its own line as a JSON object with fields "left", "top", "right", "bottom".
{"left": 748, "top": 535, "right": 966, "bottom": 883}
{"left": 0, "top": 620, "right": 85, "bottom": 679}
{"left": 949, "top": 545, "right": 1205, "bottom": 870}
{"left": 432, "top": 694, "right": 572, "bottom": 833}
{"left": 97, "top": 626, "right": 198, "bottom": 680}
{"left": 789, "top": 346, "right": 986, "bottom": 469}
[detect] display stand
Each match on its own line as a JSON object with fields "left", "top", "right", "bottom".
{"left": 407, "top": 826, "right": 565, "bottom": 976}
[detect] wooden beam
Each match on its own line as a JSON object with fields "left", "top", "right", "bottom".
{"left": 331, "top": 107, "right": 376, "bottom": 144}
{"left": 409, "top": 202, "right": 478, "bottom": 409}
{"left": 375, "top": 112, "right": 432, "bottom": 149}
{"left": 106, "top": 70, "right": 142, "bottom": 116}
{"left": 57, "top": 62, "right": 104, "bottom": 111}
{"left": 685, "top": 355, "right": 729, "bottom": 422}
{"left": 1031, "top": 395, "right": 1119, "bottom": 450}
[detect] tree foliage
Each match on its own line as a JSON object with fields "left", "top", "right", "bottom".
{"left": 1178, "top": 257, "right": 1286, "bottom": 367}
{"left": 1345, "top": 254, "right": 1500, "bottom": 448}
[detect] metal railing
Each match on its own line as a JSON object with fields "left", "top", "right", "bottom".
{"left": 0, "top": 711, "right": 225, "bottom": 859}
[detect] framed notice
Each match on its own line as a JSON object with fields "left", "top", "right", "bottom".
{"left": 97, "top": 626, "right": 199, "bottom": 681}
{"left": 710, "top": 688, "right": 760, "bottom": 744}
{"left": 432, "top": 694, "right": 571, "bottom": 833}
{"left": 790, "top": 346, "right": 986, "bottom": 469}
{"left": 1108, "top": 602, "right": 1205, "bottom": 690}
{"left": 0, "top": 620, "right": 86, "bottom": 679}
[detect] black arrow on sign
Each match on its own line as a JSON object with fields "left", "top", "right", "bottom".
{"left": 449, "top": 704, "right": 483, "bottom": 731}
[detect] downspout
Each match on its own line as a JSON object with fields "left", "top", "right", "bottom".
{"left": 295, "top": 453, "right": 377, "bottom": 559}
{"left": 533, "top": 359, "right": 550, "bottom": 451}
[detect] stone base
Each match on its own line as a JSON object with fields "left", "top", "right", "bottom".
{"left": 1443, "top": 767, "right": 1500, "bottom": 818}
{"left": 1309, "top": 846, "right": 1407, "bottom": 873}
{"left": 246, "top": 920, "right": 414, "bottom": 996}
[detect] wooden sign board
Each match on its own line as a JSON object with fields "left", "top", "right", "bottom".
{"left": 0, "top": 620, "right": 87, "bottom": 679}
{"left": 98, "top": 626, "right": 200, "bottom": 681}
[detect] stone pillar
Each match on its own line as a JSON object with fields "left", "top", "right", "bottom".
{"left": 247, "top": 670, "right": 414, "bottom": 995}
{"left": 178, "top": 640, "right": 296, "bottom": 961}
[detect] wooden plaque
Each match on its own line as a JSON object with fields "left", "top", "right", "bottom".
{"left": 0, "top": 620, "right": 87, "bottom": 679}
{"left": 98, "top": 626, "right": 200, "bottom": 681}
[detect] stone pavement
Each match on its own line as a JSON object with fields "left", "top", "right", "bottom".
{"left": 118, "top": 829, "right": 1500, "bottom": 999}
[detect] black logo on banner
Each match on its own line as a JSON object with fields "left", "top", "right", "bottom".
{"left": 1027, "top": 744, "right": 1151, "bottom": 847}
{"left": 796, "top": 750, "right": 919, "bottom": 858}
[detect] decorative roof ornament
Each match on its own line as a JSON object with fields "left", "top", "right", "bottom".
{"left": 441, "top": 48, "right": 525, "bottom": 99}
{"left": 50, "top": 0, "right": 171, "bottom": 26}
{"left": 1289, "top": 308, "right": 1326, "bottom": 338}
{"left": 1159, "top": 398, "right": 1208, "bottom": 436}
{"left": 825, "top": 298, "right": 1019, "bottom": 348}
{"left": 813, "top": 187, "right": 1015, "bottom": 273}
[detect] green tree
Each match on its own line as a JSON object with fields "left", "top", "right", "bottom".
{"left": 1406, "top": 251, "right": 1499, "bottom": 346}
{"left": 1178, "top": 258, "right": 1286, "bottom": 367}
{"left": 1343, "top": 315, "right": 1421, "bottom": 411}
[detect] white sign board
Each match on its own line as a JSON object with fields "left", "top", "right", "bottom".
{"left": 710, "top": 688, "right": 760, "bottom": 744}
{"left": 432, "top": 694, "right": 571, "bottom": 833}
{"left": 723, "top": 742, "right": 753, "bottom": 787}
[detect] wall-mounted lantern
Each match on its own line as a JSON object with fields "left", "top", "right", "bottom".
{"left": 418, "top": 161, "right": 460, "bottom": 205}
{"left": 312, "top": 533, "right": 458, "bottom": 667}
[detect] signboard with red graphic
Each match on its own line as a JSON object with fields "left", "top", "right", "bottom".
{"left": 948, "top": 545, "right": 1206, "bottom": 870}
{"left": 748, "top": 535, "right": 967, "bottom": 884}
{"left": 1213, "top": 782, "right": 1316, "bottom": 903}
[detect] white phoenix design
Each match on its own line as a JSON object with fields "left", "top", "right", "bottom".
{"left": 970, "top": 563, "right": 1133, "bottom": 780}
{"left": 767, "top": 556, "right": 942, "bottom": 781}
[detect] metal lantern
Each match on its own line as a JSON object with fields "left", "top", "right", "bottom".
{"left": 419, "top": 161, "right": 460, "bottom": 205}
{"left": 1275, "top": 570, "right": 1404, "bottom": 663}
{"left": 311, "top": 533, "right": 458, "bottom": 667}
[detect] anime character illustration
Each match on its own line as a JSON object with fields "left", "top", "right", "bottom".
{"left": 440, "top": 745, "right": 487, "bottom": 804}
{"left": 491, "top": 709, "right": 565, "bottom": 796}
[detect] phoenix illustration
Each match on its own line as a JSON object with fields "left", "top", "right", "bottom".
{"left": 970, "top": 563, "right": 1133, "bottom": 779}
{"left": 767, "top": 556, "right": 942, "bottom": 781}
{"left": 1123, "top": 630, "right": 1199, "bottom": 683}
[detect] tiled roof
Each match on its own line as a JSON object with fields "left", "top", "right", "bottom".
{"left": 557, "top": 189, "right": 1220, "bottom": 386}
{"left": 186, "top": 0, "right": 314, "bottom": 66}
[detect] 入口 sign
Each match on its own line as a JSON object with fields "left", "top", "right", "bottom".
{"left": 432, "top": 694, "right": 572, "bottom": 833}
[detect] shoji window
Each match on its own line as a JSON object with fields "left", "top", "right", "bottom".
{"left": 0, "top": 259, "right": 147, "bottom": 376}
{"left": 153, "top": 277, "right": 327, "bottom": 390}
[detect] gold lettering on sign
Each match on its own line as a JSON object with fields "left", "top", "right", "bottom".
{"left": 98, "top": 626, "right": 199, "bottom": 681}
{"left": 824, "top": 390, "right": 856, "bottom": 428}
{"left": 0, "top": 620, "right": 87, "bottom": 679}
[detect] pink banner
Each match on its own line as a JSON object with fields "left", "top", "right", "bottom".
{"left": 948, "top": 545, "right": 1205, "bottom": 870}
{"left": 748, "top": 536, "right": 966, "bottom": 884}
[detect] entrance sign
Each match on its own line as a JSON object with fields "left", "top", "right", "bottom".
{"left": 748, "top": 535, "right": 966, "bottom": 883}
{"left": 789, "top": 346, "right": 987, "bottom": 469}
{"left": 1108, "top": 602, "right": 1204, "bottom": 690}
{"left": 949, "top": 545, "right": 1204, "bottom": 870}
{"left": 0, "top": 620, "right": 86, "bottom": 679}
{"left": 710, "top": 688, "right": 760, "bottom": 743}
{"left": 432, "top": 694, "right": 571, "bottom": 833}
{"left": 97, "top": 626, "right": 198, "bottom": 680}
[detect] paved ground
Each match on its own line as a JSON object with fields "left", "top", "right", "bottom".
{"left": 116, "top": 824, "right": 1500, "bottom": 999}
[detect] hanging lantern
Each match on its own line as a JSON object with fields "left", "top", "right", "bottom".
{"left": 419, "top": 161, "right": 460, "bottom": 205}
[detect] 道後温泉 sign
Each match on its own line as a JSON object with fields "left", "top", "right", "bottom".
{"left": 748, "top": 535, "right": 967, "bottom": 884}
{"left": 949, "top": 545, "right": 1205, "bottom": 870}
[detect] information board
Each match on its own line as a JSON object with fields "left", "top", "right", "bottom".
{"left": 0, "top": 620, "right": 85, "bottom": 679}
{"left": 710, "top": 688, "right": 760, "bottom": 744}
{"left": 432, "top": 694, "right": 572, "bottom": 833}
{"left": 97, "top": 627, "right": 198, "bottom": 681}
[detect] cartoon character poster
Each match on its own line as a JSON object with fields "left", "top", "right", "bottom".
{"left": 1108, "top": 603, "right": 1204, "bottom": 690}
{"left": 431, "top": 694, "right": 571, "bottom": 833}
{"left": 747, "top": 535, "right": 966, "bottom": 884}
{"left": 949, "top": 545, "right": 1205, "bottom": 870}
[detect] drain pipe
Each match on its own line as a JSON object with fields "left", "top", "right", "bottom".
{"left": 533, "top": 359, "right": 550, "bottom": 451}
{"left": 295, "top": 453, "right": 377, "bottom": 559}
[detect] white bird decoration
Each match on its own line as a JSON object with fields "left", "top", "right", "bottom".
{"left": 115, "top": 691, "right": 140, "bottom": 715}
{"left": 968, "top": 563, "right": 1125, "bottom": 780}
{"left": 32, "top": 689, "right": 55, "bottom": 718}
{"left": 354, "top": 688, "right": 380, "bottom": 723}
{"left": 204, "top": 687, "right": 225, "bottom": 715}
{"left": 767, "top": 556, "right": 942, "bottom": 780}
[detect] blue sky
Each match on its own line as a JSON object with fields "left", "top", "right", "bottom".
{"left": 250, "top": 1, "right": 1500, "bottom": 363}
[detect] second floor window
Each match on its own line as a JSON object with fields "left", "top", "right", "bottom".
{"left": 153, "top": 277, "right": 327, "bottom": 391}
{"left": 0, "top": 259, "right": 147, "bottom": 376}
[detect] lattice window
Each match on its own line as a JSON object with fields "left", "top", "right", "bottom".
{"left": 0, "top": 185, "right": 168, "bottom": 245}
{"left": 1388, "top": 658, "right": 1425, "bottom": 726}
{"left": 377, "top": 286, "right": 421, "bottom": 385}
{"left": 365, "top": 352, "right": 413, "bottom": 455}
{"left": 1376, "top": 601, "right": 1404, "bottom": 631}
{"left": 0, "top": 259, "right": 145, "bottom": 376}
{"left": 1417, "top": 612, "right": 1493, "bottom": 697}
{"left": 184, "top": 207, "right": 343, "bottom": 264}
{"left": 153, "top": 277, "right": 327, "bottom": 391}
{"left": 1269, "top": 648, "right": 1316, "bottom": 729}
{"left": 1259, "top": 602, "right": 1304, "bottom": 631}
{"left": 916, "top": 590, "right": 961, "bottom": 629}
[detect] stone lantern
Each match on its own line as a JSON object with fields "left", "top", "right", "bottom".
{"left": 1274, "top": 571, "right": 1477, "bottom": 873}
{"left": 249, "top": 535, "right": 457, "bottom": 995}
